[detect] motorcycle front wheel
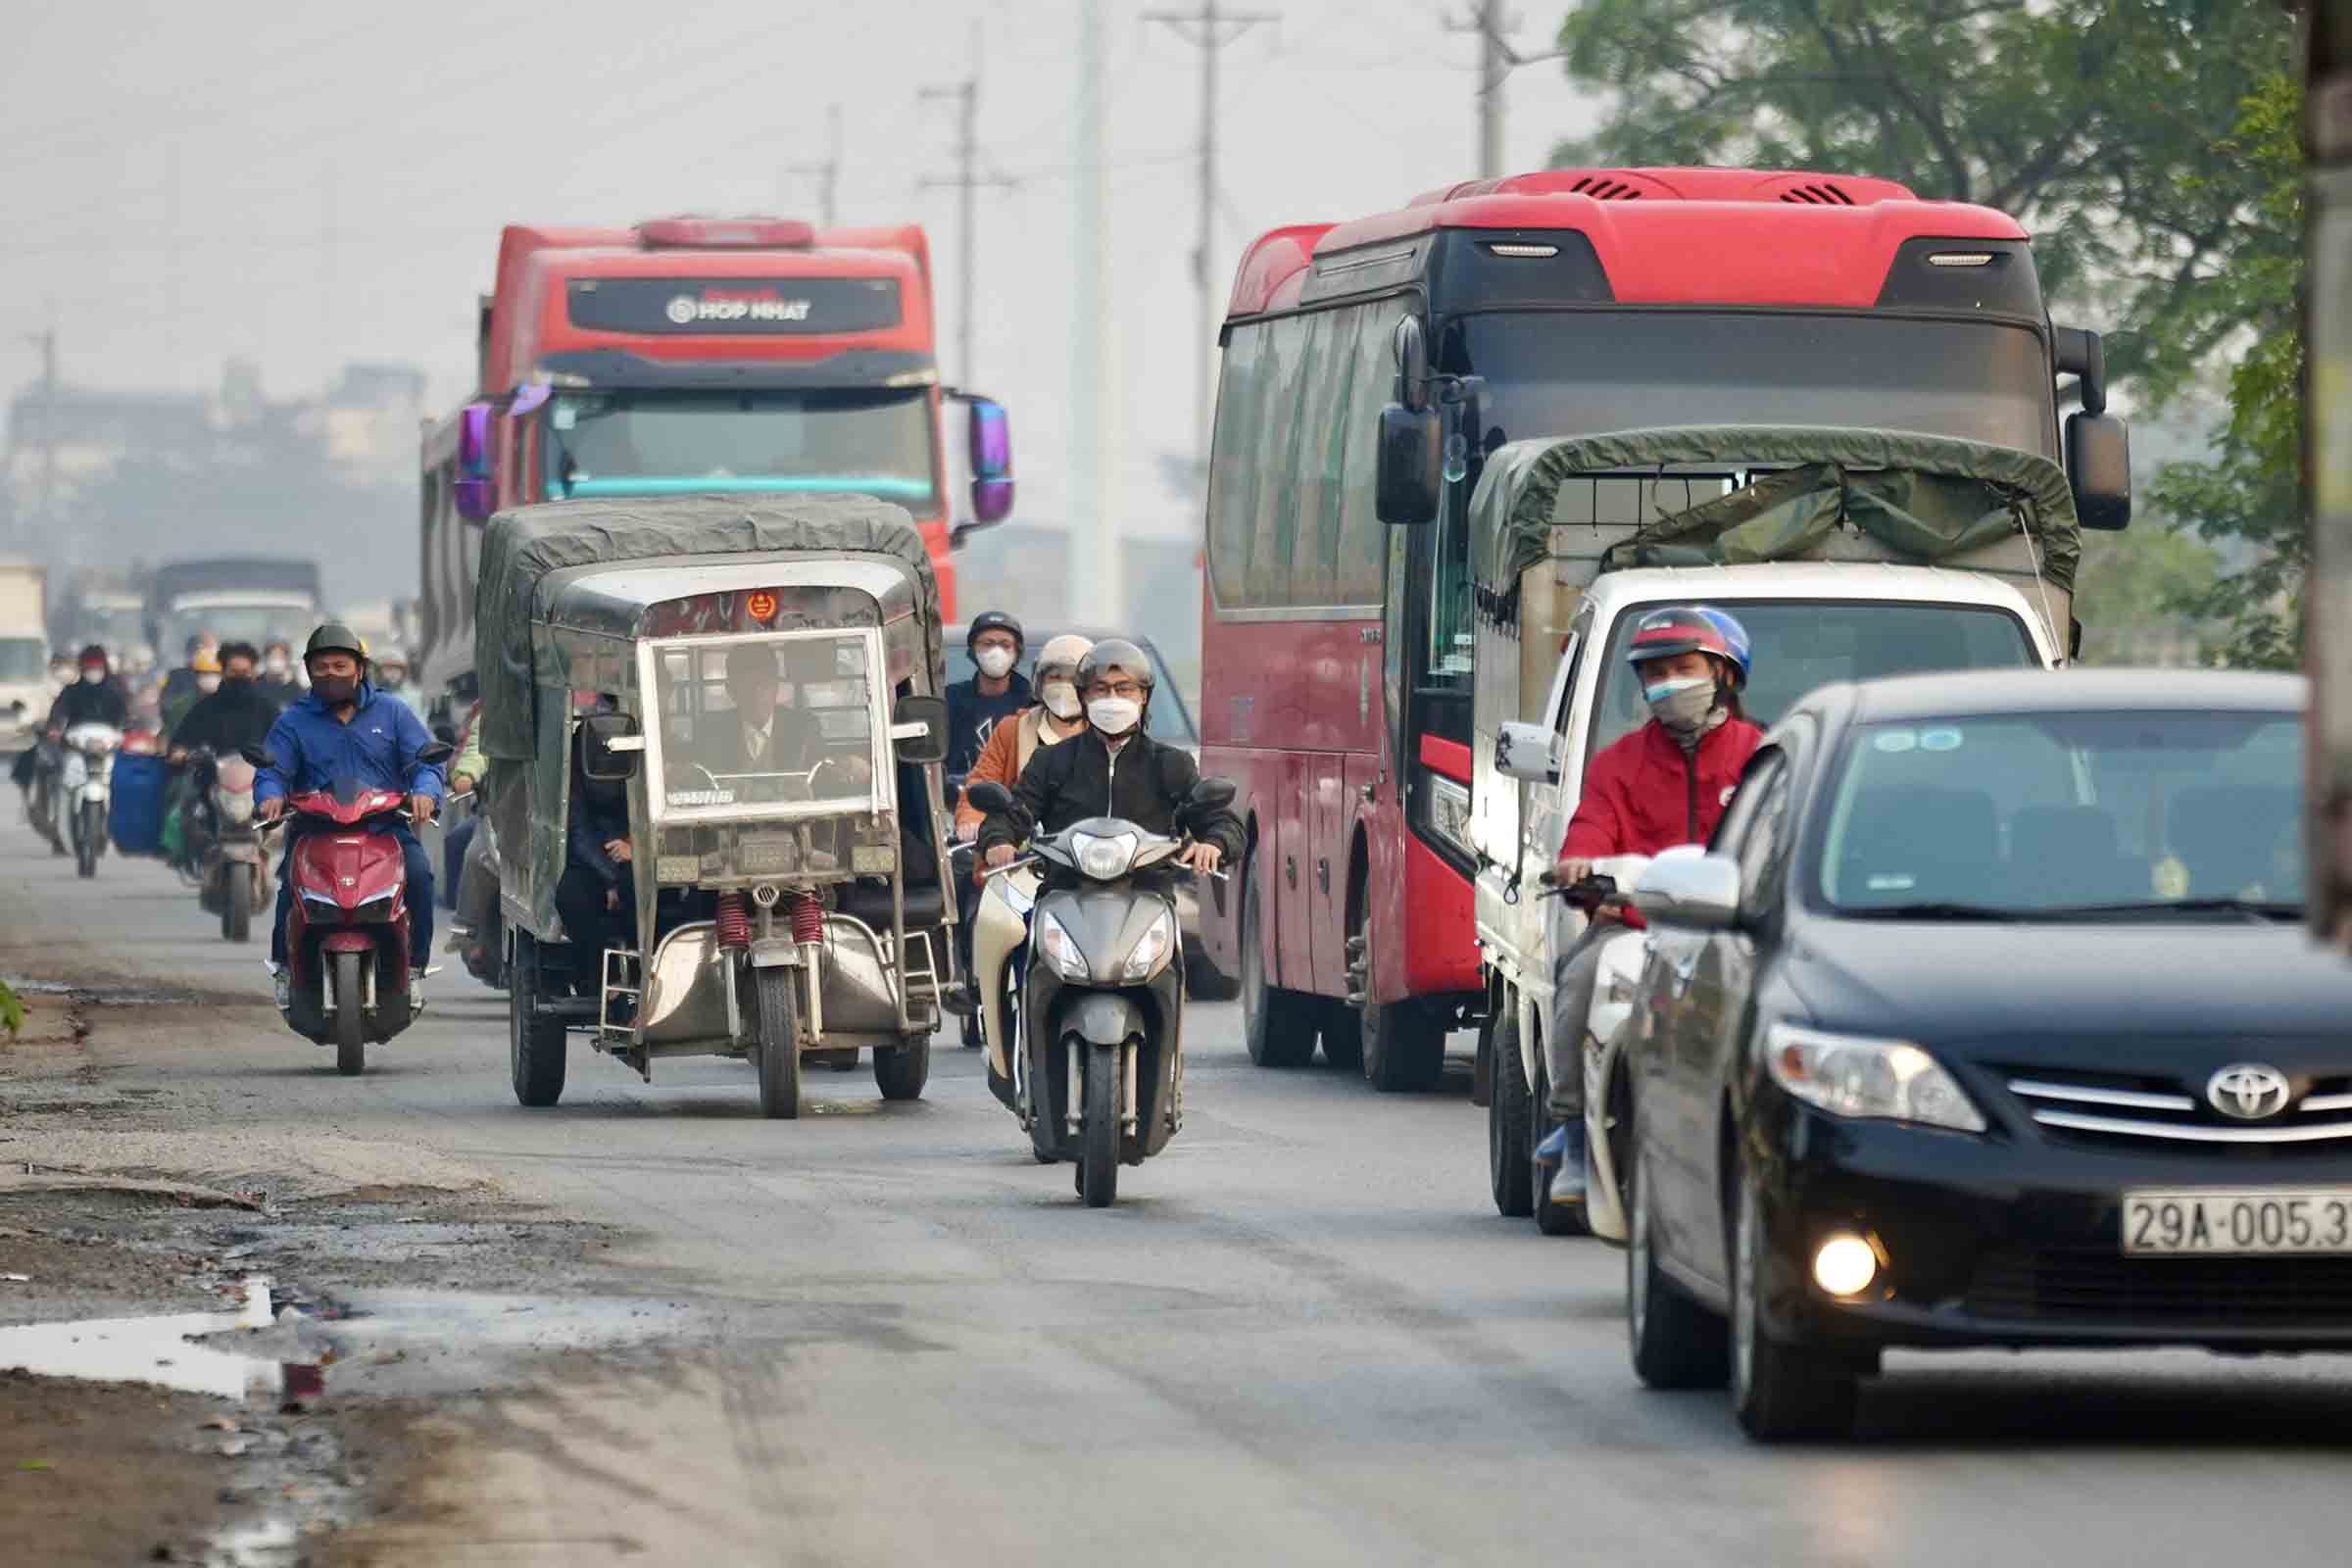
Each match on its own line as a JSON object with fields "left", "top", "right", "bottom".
{"left": 332, "top": 951, "right": 367, "bottom": 1076}
{"left": 221, "top": 863, "right": 252, "bottom": 944}
{"left": 75, "top": 800, "right": 102, "bottom": 879}
{"left": 754, "top": 967, "right": 803, "bottom": 1120}
{"left": 1079, "top": 1043, "right": 1119, "bottom": 1207}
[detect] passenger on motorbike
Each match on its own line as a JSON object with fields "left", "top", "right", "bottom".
{"left": 978, "top": 637, "right": 1240, "bottom": 885}
{"left": 159, "top": 633, "right": 220, "bottom": 731}
{"left": 946, "top": 611, "right": 1030, "bottom": 778}
{"left": 168, "top": 644, "right": 279, "bottom": 867}
{"left": 255, "top": 622, "right": 445, "bottom": 1010}
{"left": 1538, "top": 606, "right": 1763, "bottom": 1203}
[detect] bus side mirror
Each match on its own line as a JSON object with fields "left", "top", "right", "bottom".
{"left": 580, "top": 712, "right": 642, "bottom": 780}
{"left": 890, "top": 694, "right": 951, "bottom": 765}
{"left": 453, "top": 402, "right": 497, "bottom": 523}
{"left": 959, "top": 395, "right": 1015, "bottom": 527}
{"left": 2066, "top": 411, "right": 2132, "bottom": 531}
{"left": 1376, "top": 405, "right": 1443, "bottom": 527}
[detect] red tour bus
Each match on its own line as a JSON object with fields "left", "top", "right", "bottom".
{"left": 1197, "top": 167, "right": 2131, "bottom": 1090}
{"left": 417, "top": 217, "right": 1013, "bottom": 701}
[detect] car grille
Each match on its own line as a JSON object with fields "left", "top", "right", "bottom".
{"left": 1968, "top": 1247, "right": 2352, "bottom": 1326}
{"left": 2003, "top": 1068, "right": 2352, "bottom": 1149}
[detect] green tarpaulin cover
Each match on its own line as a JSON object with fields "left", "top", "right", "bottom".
{"left": 474, "top": 493, "right": 938, "bottom": 762}
{"left": 1469, "top": 425, "right": 2082, "bottom": 600}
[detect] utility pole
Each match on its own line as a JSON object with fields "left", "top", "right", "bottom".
{"left": 1070, "top": 0, "right": 1116, "bottom": 622}
{"left": 1447, "top": 3, "right": 1564, "bottom": 179}
{"left": 787, "top": 105, "right": 842, "bottom": 224}
{"left": 1145, "top": 0, "right": 1278, "bottom": 482}
{"left": 21, "top": 328, "right": 58, "bottom": 546}
{"left": 920, "top": 36, "right": 1016, "bottom": 388}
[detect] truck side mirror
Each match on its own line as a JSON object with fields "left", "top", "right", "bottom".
{"left": 453, "top": 402, "right": 497, "bottom": 523}
{"left": 579, "top": 712, "right": 642, "bottom": 780}
{"left": 961, "top": 395, "right": 1014, "bottom": 527}
{"left": 2066, "top": 411, "right": 2132, "bottom": 531}
{"left": 1376, "top": 404, "right": 1444, "bottom": 527}
{"left": 889, "top": 694, "right": 951, "bottom": 765}
{"left": 1494, "top": 720, "right": 1560, "bottom": 785}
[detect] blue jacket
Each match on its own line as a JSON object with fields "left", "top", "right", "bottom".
{"left": 255, "top": 682, "right": 445, "bottom": 808}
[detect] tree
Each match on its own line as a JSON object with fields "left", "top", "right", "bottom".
{"left": 2071, "top": 524, "right": 2220, "bottom": 664}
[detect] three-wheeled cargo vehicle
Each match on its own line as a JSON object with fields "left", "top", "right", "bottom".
{"left": 475, "top": 494, "right": 959, "bottom": 1117}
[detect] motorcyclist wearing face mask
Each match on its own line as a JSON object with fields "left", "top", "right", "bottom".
{"left": 955, "top": 634, "right": 1094, "bottom": 848}
{"left": 259, "top": 641, "right": 300, "bottom": 708}
{"left": 162, "top": 648, "right": 221, "bottom": 734}
{"left": 1535, "top": 606, "right": 1761, "bottom": 1207}
{"left": 978, "top": 637, "right": 1239, "bottom": 885}
{"left": 946, "top": 612, "right": 1029, "bottom": 778}
{"left": 45, "top": 644, "right": 131, "bottom": 733}
{"left": 255, "top": 622, "right": 445, "bottom": 1011}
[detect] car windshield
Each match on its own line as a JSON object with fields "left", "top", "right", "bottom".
{"left": 648, "top": 632, "right": 881, "bottom": 819}
{"left": 1816, "top": 709, "right": 2306, "bottom": 916}
{"left": 544, "top": 390, "right": 938, "bottom": 508}
{"left": 943, "top": 634, "right": 1199, "bottom": 748}
{"left": 1589, "top": 601, "right": 2038, "bottom": 761}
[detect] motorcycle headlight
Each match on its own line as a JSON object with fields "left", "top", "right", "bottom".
{"left": 1036, "top": 910, "right": 1090, "bottom": 980}
{"left": 1763, "top": 1021, "right": 1986, "bottom": 1134}
{"left": 215, "top": 789, "right": 255, "bottom": 825}
{"left": 1119, "top": 906, "right": 1177, "bottom": 983}
{"left": 1071, "top": 829, "right": 1140, "bottom": 882}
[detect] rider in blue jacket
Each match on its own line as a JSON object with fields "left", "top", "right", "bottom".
{"left": 255, "top": 623, "right": 445, "bottom": 1009}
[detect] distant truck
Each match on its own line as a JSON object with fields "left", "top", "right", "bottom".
{"left": 415, "top": 215, "right": 1016, "bottom": 711}
{"left": 0, "top": 560, "right": 49, "bottom": 754}
{"left": 145, "top": 558, "right": 323, "bottom": 662}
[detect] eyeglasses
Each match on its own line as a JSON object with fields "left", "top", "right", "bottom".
{"left": 1087, "top": 680, "right": 1146, "bottom": 701}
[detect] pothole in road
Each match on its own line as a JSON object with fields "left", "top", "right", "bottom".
{"left": 0, "top": 1276, "right": 322, "bottom": 1401}
{"left": 1, "top": 974, "right": 206, "bottom": 1007}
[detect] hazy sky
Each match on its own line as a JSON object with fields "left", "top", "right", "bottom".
{"left": 0, "top": 0, "right": 1600, "bottom": 539}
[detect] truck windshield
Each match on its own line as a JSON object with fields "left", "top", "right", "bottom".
{"left": 547, "top": 389, "right": 938, "bottom": 508}
{"left": 1588, "top": 600, "right": 2039, "bottom": 761}
{"left": 160, "top": 606, "right": 314, "bottom": 654}
{"left": 649, "top": 632, "right": 882, "bottom": 819}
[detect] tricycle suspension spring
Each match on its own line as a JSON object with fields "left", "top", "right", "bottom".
{"left": 715, "top": 890, "right": 752, "bottom": 949}
{"left": 789, "top": 890, "right": 824, "bottom": 945}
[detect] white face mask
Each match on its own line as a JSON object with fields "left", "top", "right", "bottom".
{"left": 1041, "top": 681, "right": 1082, "bottom": 720}
{"left": 80, "top": 668, "right": 105, "bottom": 685}
{"left": 196, "top": 674, "right": 221, "bottom": 694}
{"left": 265, "top": 657, "right": 290, "bottom": 676}
{"left": 1088, "top": 696, "right": 1143, "bottom": 736}
{"left": 975, "top": 645, "right": 1016, "bottom": 680}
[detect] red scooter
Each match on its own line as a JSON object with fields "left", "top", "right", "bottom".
{"left": 247, "top": 743, "right": 452, "bottom": 1076}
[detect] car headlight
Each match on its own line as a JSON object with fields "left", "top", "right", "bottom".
{"left": 215, "top": 788, "right": 255, "bottom": 824}
{"left": 1120, "top": 906, "right": 1177, "bottom": 982}
{"left": 1036, "top": 910, "right": 1090, "bottom": 979}
{"left": 1071, "top": 829, "right": 1139, "bottom": 882}
{"left": 1426, "top": 771, "right": 1473, "bottom": 856}
{"left": 1764, "top": 1022, "right": 1986, "bottom": 1134}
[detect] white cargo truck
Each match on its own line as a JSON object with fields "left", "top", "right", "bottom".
{"left": 1461, "top": 427, "right": 2087, "bottom": 1239}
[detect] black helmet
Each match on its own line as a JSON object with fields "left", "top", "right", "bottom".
{"left": 303, "top": 621, "right": 368, "bottom": 664}
{"left": 965, "top": 611, "right": 1024, "bottom": 655}
{"left": 1076, "top": 638, "right": 1155, "bottom": 696}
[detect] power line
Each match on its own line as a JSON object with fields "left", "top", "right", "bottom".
{"left": 1446, "top": 2, "right": 1565, "bottom": 178}
{"left": 919, "top": 31, "right": 1018, "bottom": 388}
{"left": 1143, "top": 0, "right": 1280, "bottom": 476}
{"left": 786, "top": 105, "right": 844, "bottom": 224}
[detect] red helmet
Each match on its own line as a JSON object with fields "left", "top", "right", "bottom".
{"left": 1626, "top": 605, "right": 1751, "bottom": 689}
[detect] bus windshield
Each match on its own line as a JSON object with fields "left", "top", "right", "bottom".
{"left": 546, "top": 389, "right": 938, "bottom": 508}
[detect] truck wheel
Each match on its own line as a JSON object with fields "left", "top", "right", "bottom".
{"left": 874, "top": 1030, "right": 930, "bottom": 1102}
{"left": 1627, "top": 1126, "right": 1729, "bottom": 1390}
{"left": 331, "top": 951, "right": 366, "bottom": 1077}
{"left": 754, "top": 968, "right": 803, "bottom": 1120}
{"left": 1489, "top": 1007, "right": 1535, "bottom": 1217}
{"left": 508, "top": 931, "right": 566, "bottom": 1108}
{"left": 222, "top": 864, "right": 251, "bottom": 944}
{"left": 1079, "top": 1043, "right": 1119, "bottom": 1207}
{"left": 1239, "top": 871, "right": 1315, "bottom": 1068}
{"left": 1731, "top": 1168, "right": 1857, "bottom": 1441}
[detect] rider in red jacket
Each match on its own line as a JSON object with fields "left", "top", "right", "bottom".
{"left": 1538, "top": 606, "right": 1763, "bottom": 1212}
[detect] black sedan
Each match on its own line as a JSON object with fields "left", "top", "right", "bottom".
{"left": 1613, "top": 668, "right": 2352, "bottom": 1441}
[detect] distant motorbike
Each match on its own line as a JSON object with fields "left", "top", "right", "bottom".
{"left": 248, "top": 742, "right": 453, "bottom": 1076}
{"left": 59, "top": 722, "right": 122, "bottom": 879}
{"left": 183, "top": 749, "right": 271, "bottom": 944}
{"left": 24, "top": 737, "right": 66, "bottom": 855}
{"left": 966, "top": 775, "right": 1235, "bottom": 1207}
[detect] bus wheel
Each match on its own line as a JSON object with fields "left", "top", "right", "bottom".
{"left": 1348, "top": 901, "right": 1445, "bottom": 1094}
{"left": 1240, "top": 870, "right": 1316, "bottom": 1067}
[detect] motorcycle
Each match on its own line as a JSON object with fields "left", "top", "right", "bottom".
{"left": 1541, "top": 852, "right": 1657, "bottom": 1243}
{"left": 59, "top": 722, "right": 122, "bottom": 879}
{"left": 184, "top": 749, "right": 271, "bottom": 944}
{"left": 247, "top": 742, "right": 454, "bottom": 1076}
{"left": 965, "top": 775, "right": 1236, "bottom": 1208}
{"left": 24, "top": 736, "right": 66, "bottom": 855}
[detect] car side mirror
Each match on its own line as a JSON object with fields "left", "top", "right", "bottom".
{"left": 889, "top": 694, "right": 950, "bottom": 765}
{"left": 578, "top": 712, "right": 641, "bottom": 781}
{"left": 1494, "top": 720, "right": 1560, "bottom": 785}
{"left": 2065, "top": 410, "right": 2131, "bottom": 531}
{"left": 965, "top": 779, "right": 1015, "bottom": 815}
{"left": 1631, "top": 851, "right": 1743, "bottom": 930}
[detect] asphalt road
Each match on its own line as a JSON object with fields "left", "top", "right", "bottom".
{"left": 9, "top": 825, "right": 2352, "bottom": 1566}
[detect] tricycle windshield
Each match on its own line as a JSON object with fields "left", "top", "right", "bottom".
{"left": 643, "top": 629, "right": 889, "bottom": 822}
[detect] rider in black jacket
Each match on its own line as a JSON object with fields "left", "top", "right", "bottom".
{"left": 977, "top": 638, "right": 1241, "bottom": 882}
{"left": 46, "top": 645, "right": 131, "bottom": 733}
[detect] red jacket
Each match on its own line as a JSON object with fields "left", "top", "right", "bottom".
{"left": 1561, "top": 716, "right": 1766, "bottom": 860}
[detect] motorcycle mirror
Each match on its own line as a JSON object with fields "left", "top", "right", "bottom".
{"left": 1188, "top": 775, "right": 1238, "bottom": 810}
{"left": 965, "top": 779, "right": 1015, "bottom": 814}
{"left": 417, "top": 741, "right": 457, "bottom": 765}
{"left": 238, "top": 746, "right": 276, "bottom": 770}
